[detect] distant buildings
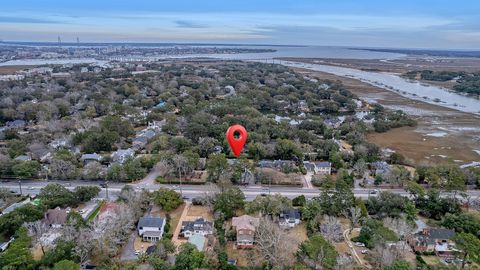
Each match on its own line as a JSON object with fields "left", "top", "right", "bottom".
{"left": 51, "top": 72, "right": 71, "bottom": 79}
{"left": 258, "top": 160, "right": 296, "bottom": 170}
{"left": 111, "top": 149, "right": 135, "bottom": 164}
{"left": 14, "top": 155, "right": 32, "bottom": 161}
{"left": 372, "top": 161, "right": 391, "bottom": 176}
{"left": 80, "top": 153, "right": 103, "bottom": 165}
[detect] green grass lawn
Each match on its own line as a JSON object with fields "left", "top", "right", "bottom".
{"left": 87, "top": 200, "right": 105, "bottom": 222}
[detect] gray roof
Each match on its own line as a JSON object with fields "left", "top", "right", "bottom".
{"left": 81, "top": 153, "right": 102, "bottom": 161}
{"left": 182, "top": 218, "right": 213, "bottom": 233}
{"left": 425, "top": 228, "right": 456, "bottom": 240}
{"left": 138, "top": 216, "right": 165, "bottom": 229}
{"left": 14, "top": 155, "right": 31, "bottom": 161}
{"left": 6, "top": 120, "right": 26, "bottom": 129}
{"left": 133, "top": 136, "right": 148, "bottom": 143}
{"left": 314, "top": 162, "right": 331, "bottom": 168}
{"left": 258, "top": 160, "right": 295, "bottom": 168}
{"left": 279, "top": 208, "right": 301, "bottom": 222}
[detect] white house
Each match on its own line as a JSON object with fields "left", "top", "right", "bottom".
{"left": 278, "top": 209, "right": 301, "bottom": 228}
{"left": 303, "top": 161, "right": 332, "bottom": 175}
{"left": 181, "top": 218, "right": 213, "bottom": 238}
{"left": 137, "top": 216, "right": 166, "bottom": 242}
{"left": 111, "top": 148, "right": 135, "bottom": 164}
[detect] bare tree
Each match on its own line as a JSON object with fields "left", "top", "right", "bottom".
{"left": 370, "top": 244, "right": 404, "bottom": 269}
{"left": 255, "top": 217, "right": 298, "bottom": 269}
{"left": 353, "top": 159, "right": 367, "bottom": 178}
{"left": 74, "top": 228, "right": 95, "bottom": 264}
{"left": 334, "top": 254, "right": 356, "bottom": 270}
{"left": 383, "top": 217, "right": 415, "bottom": 254}
{"left": 50, "top": 158, "right": 78, "bottom": 179}
{"left": 320, "top": 215, "right": 344, "bottom": 243}
{"left": 343, "top": 207, "right": 363, "bottom": 234}
{"left": 24, "top": 221, "right": 49, "bottom": 255}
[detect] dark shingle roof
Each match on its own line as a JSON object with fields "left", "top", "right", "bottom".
{"left": 138, "top": 216, "right": 164, "bottom": 229}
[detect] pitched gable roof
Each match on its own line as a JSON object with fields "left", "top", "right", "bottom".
{"left": 232, "top": 215, "right": 260, "bottom": 232}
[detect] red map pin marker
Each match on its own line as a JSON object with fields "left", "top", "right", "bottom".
{"left": 226, "top": 124, "right": 248, "bottom": 157}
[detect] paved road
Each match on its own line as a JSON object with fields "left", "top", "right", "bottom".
{"left": 1, "top": 179, "right": 480, "bottom": 202}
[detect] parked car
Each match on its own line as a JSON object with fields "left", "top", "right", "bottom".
{"left": 361, "top": 249, "right": 368, "bottom": 254}
{"left": 370, "top": 189, "right": 378, "bottom": 194}
{"left": 355, "top": 242, "right": 366, "bottom": 247}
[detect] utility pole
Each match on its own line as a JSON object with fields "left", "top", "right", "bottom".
{"left": 105, "top": 181, "right": 109, "bottom": 200}
{"left": 18, "top": 180, "right": 22, "bottom": 195}
{"left": 179, "top": 171, "right": 183, "bottom": 197}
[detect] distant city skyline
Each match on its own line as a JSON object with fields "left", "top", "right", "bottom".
{"left": 1, "top": 0, "right": 479, "bottom": 49}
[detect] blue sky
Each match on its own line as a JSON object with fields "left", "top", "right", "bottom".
{"left": 1, "top": 0, "right": 479, "bottom": 49}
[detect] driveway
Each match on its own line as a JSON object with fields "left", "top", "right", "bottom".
{"left": 120, "top": 232, "right": 137, "bottom": 261}
{"left": 136, "top": 163, "right": 163, "bottom": 186}
{"left": 303, "top": 172, "right": 314, "bottom": 189}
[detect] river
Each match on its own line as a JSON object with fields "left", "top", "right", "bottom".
{"left": 278, "top": 61, "right": 480, "bottom": 115}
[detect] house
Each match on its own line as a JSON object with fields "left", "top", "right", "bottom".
{"left": 232, "top": 215, "right": 259, "bottom": 248}
{"left": 80, "top": 153, "right": 102, "bottom": 165}
{"left": 51, "top": 72, "right": 71, "bottom": 79}
{"left": 50, "top": 139, "right": 70, "bottom": 149}
{"left": 154, "top": 101, "right": 167, "bottom": 109}
{"left": 278, "top": 209, "right": 301, "bottom": 228}
{"left": 132, "top": 136, "right": 148, "bottom": 150}
{"left": 14, "top": 155, "right": 31, "bottom": 161}
{"left": 111, "top": 149, "right": 135, "bottom": 164}
{"left": 5, "top": 120, "right": 26, "bottom": 129}
{"left": 303, "top": 161, "right": 332, "bottom": 175}
{"left": 41, "top": 207, "right": 68, "bottom": 228}
{"left": 258, "top": 160, "right": 296, "bottom": 170}
{"left": 137, "top": 216, "right": 166, "bottom": 242}
{"left": 408, "top": 228, "right": 457, "bottom": 257}
{"left": 274, "top": 115, "right": 301, "bottom": 126}
{"left": 188, "top": 234, "right": 207, "bottom": 251}
{"left": 180, "top": 217, "right": 213, "bottom": 238}
{"left": 372, "top": 161, "right": 391, "bottom": 176}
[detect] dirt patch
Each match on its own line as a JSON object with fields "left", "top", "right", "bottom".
{"left": 0, "top": 66, "right": 29, "bottom": 75}
{"left": 186, "top": 205, "right": 213, "bottom": 221}
{"left": 226, "top": 242, "right": 257, "bottom": 268}
{"left": 286, "top": 223, "right": 308, "bottom": 243}
{"left": 255, "top": 167, "right": 303, "bottom": 186}
{"left": 295, "top": 67, "right": 480, "bottom": 165}
{"left": 334, "top": 242, "right": 351, "bottom": 254}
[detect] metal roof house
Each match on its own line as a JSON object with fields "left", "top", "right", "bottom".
{"left": 137, "top": 216, "right": 166, "bottom": 243}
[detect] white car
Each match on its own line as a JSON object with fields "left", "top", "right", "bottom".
{"left": 361, "top": 249, "right": 368, "bottom": 254}
{"left": 354, "top": 242, "right": 366, "bottom": 247}
{"left": 28, "top": 186, "right": 35, "bottom": 190}
{"left": 134, "top": 250, "right": 141, "bottom": 256}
